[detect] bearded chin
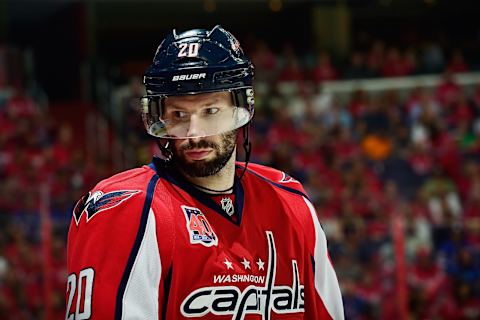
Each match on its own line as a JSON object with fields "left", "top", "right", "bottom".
{"left": 173, "top": 131, "right": 237, "bottom": 178}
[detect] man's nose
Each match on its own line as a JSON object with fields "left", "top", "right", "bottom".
{"left": 186, "top": 114, "right": 205, "bottom": 138}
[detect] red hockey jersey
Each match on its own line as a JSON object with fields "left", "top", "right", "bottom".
{"left": 66, "top": 158, "right": 344, "bottom": 319}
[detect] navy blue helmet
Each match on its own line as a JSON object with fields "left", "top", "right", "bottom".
{"left": 141, "top": 25, "right": 254, "bottom": 139}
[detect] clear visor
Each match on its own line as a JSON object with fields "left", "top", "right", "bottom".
{"left": 141, "top": 92, "right": 253, "bottom": 139}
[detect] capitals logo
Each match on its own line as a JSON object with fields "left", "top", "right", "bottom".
{"left": 181, "top": 231, "right": 305, "bottom": 319}
{"left": 73, "top": 190, "right": 140, "bottom": 225}
{"left": 182, "top": 206, "right": 218, "bottom": 247}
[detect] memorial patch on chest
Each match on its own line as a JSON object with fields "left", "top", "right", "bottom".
{"left": 181, "top": 205, "right": 218, "bottom": 247}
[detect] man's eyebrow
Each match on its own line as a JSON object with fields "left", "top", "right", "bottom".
{"left": 203, "top": 98, "right": 220, "bottom": 106}
{"left": 164, "top": 102, "right": 186, "bottom": 110}
{"left": 165, "top": 97, "right": 222, "bottom": 109}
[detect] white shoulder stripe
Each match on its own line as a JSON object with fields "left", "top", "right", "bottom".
{"left": 303, "top": 197, "right": 344, "bottom": 320}
{"left": 122, "top": 208, "right": 161, "bottom": 319}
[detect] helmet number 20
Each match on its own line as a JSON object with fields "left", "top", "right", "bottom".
{"left": 178, "top": 43, "right": 200, "bottom": 58}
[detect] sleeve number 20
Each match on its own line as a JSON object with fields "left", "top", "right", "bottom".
{"left": 66, "top": 268, "right": 95, "bottom": 320}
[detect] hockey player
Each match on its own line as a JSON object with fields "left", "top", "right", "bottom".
{"left": 66, "top": 25, "right": 344, "bottom": 319}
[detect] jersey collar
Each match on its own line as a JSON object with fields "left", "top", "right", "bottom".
{"left": 149, "top": 157, "right": 245, "bottom": 226}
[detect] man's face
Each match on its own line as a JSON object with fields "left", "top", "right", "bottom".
{"left": 165, "top": 92, "right": 238, "bottom": 177}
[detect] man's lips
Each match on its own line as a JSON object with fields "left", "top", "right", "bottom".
{"left": 184, "top": 149, "right": 213, "bottom": 160}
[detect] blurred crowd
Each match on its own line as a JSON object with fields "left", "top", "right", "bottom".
{"left": 1, "top": 33, "right": 480, "bottom": 319}
{"left": 0, "top": 46, "right": 111, "bottom": 319}
{"left": 249, "top": 38, "right": 471, "bottom": 83}
{"left": 258, "top": 80, "right": 480, "bottom": 319}
{"left": 249, "top": 39, "right": 480, "bottom": 319}
{"left": 250, "top": 39, "right": 480, "bottom": 320}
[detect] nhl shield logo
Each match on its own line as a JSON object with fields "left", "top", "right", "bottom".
{"left": 220, "top": 197, "right": 234, "bottom": 216}
{"left": 182, "top": 206, "right": 218, "bottom": 247}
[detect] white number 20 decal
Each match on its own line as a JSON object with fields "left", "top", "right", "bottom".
{"left": 178, "top": 43, "right": 200, "bottom": 57}
{"left": 66, "top": 268, "right": 95, "bottom": 320}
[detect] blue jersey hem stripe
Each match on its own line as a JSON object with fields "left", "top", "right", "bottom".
{"left": 115, "top": 174, "right": 159, "bottom": 320}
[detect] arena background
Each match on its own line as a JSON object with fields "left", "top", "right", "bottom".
{"left": 1, "top": 0, "right": 479, "bottom": 319}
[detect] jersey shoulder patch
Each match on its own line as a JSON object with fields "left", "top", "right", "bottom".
{"left": 73, "top": 189, "right": 141, "bottom": 225}
{"left": 72, "top": 167, "right": 153, "bottom": 225}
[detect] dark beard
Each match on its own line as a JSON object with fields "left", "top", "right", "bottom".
{"left": 172, "top": 131, "right": 237, "bottom": 177}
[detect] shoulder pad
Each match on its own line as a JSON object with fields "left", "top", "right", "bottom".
{"left": 72, "top": 167, "right": 154, "bottom": 225}
{"left": 238, "top": 162, "right": 308, "bottom": 198}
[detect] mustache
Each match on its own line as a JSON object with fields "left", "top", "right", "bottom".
{"left": 180, "top": 139, "right": 219, "bottom": 152}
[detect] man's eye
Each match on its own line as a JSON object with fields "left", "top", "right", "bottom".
{"left": 205, "top": 107, "right": 219, "bottom": 115}
{"left": 173, "top": 111, "right": 189, "bottom": 119}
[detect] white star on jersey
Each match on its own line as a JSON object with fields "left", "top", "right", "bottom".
{"left": 256, "top": 258, "right": 265, "bottom": 270}
{"left": 223, "top": 258, "right": 233, "bottom": 270}
{"left": 241, "top": 257, "right": 251, "bottom": 270}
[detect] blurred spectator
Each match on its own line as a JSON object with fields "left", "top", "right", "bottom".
{"left": 361, "top": 131, "right": 392, "bottom": 161}
{"left": 277, "top": 56, "right": 304, "bottom": 82}
{"left": 421, "top": 41, "right": 445, "bottom": 73}
{"left": 402, "top": 200, "right": 432, "bottom": 261}
{"left": 0, "top": 46, "right": 7, "bottom": 89}
{"left": 321, "top": 100, "right": 353, "bottom": 131}
{"left": 311, "top": 52, "right": 338, "bottom": 83}
{"left": 342, "top": 278, "right": 368, "bottom": 319}
{"left": 343, "top": 51, "right": 373, "bottom": 79}
{"left": 366, "top": 40, "right": 385, "bottom": 76}
{"left": 408, "top": 247, "right": 449, "bottom": 319}
{"left": 449, "top": 91, "right": 475, "bottom": 129}
{"left": 472, "top": 84, "right": 480, "bottom": 110}
{"left": 407, "top": 142, "right": 434, "bottom": 185}
{"left": 422, "top": 167, "right": 462, "bottom": 224}
{"left": 348, "top": 89, "right": 369, "bottom": 119}
{"left": 454, "top": 282, "right": 480, "bottom": 319}
{"left": 447, "top": 49, "right": 469, "bottom": 73}
{"left": 436, "top": 71, "right": 461, "bottom": 107}
{"left": 251, "top": 40, "right": 277, "bottom": 81}
{"left": 463, "top": 170, "right": 480, "bottom": 221}
{"left": 381, "top": 47, "right": 413, "bottom": 77}
{"left": 5, "top": 85, "right": 39, "bottom": 117}
{"left": 277, "top": 44, "right": 305, "bottom": 83}
{"left": 403, "top": 47, "right": 418, "bottom": 75}
{"left": 355, "top": 269, "right": 382, "bottom": 318}
{"left": 447, "top": 248, "right": 480, "bottom": 286}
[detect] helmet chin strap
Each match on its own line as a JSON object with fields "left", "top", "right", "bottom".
{"left": 191, "top": 125, "right": 251, "bottom": 194}
{"left": 156, "top": 139, "right": 173, "bottom": 161}
{"left": 238, "top": 124, "right": 252, "bottom": 180}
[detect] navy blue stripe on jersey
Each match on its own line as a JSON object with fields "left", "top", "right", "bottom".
{"left": 162, "top": 265, "right": 173, "bottom": 320}
{"left": 264, "top": 232, "right": 276, "bottom": 320}
{"left": 311, "top": 254, "right": 316, "bottom": 275}
{"left": 115, "top": 174, "right": 159, "bottom": 320}
{"left": 148, "top": 162, "right": 156, "bottom": 171}
{"left": 150, "top": 157, "right": 245, "bottom": 226}
{"left": 238, "top": 165, "right": 310, "bottom": 200}
{"left": 235, "top": 177, "right": 245, "bottom": 224}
